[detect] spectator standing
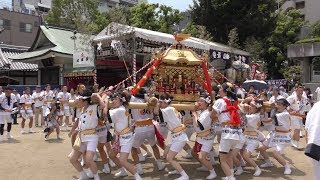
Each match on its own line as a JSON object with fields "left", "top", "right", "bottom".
{"left": 279, "top": 86, "right": 289, "bottom": 99}
{"left": 12, "top": 89, "right": 20, "bottom": 124}
{"left": 32, "top": 86, "right": 44, "bottom": 127}
{"left": 269, "top": 87, "right": 284, "bottom": 103}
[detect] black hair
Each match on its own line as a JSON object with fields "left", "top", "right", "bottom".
{"left": 81, "top": 89, "right": 93, "bottom": 105}
{"left": 5, "top": 86, "right": 11, "bottom": 91}
{"left": 199, "top": 93, "right": 212, "bottom": 105}
{"left": 159, "top": 93, "right": 173, "bottom": 104}
{"left": 135, "top": 88, "right": 146, "bottom": 99}
{"left": 221, "top": 82, "right": 238, "bottom": 101}
{"left": 25, "top": 87, "right": 30, "bottom": 90}
{"left": 110, "top": 92, "right": 130, "bottom": 106}
{"left": 276, "top": 98, "right": 290, "bottom": 107}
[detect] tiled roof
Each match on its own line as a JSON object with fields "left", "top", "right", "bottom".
{"left": 0, "top": 46, "right": 38, "bottom": 71}
{"left": 10, "top": 26, "right": 94, "bottom": 61}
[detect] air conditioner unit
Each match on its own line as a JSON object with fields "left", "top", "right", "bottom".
{"left": 32, "top": 10, "right": 36, "bottom": 15}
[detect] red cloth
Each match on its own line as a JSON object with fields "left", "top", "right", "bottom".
{"left": 193, "top": 141, "right": 202, "bottom": 153}
{"left": 221, "top": 98, "right": 241, "bottom": 126}
{"left": 154, "top": 124, "right": 165, "bottom": 149}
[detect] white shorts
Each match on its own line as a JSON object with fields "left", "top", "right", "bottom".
{"left": 0, "top": 114, "right": 13, "bottom": 124}
{"left": 80, "top": 140, "right": 99, "bottom": 153}
{"left": 121, "top": 143, "right": 133, "bottom": 153}
{"left": 42, "top": 106, "right": 50, "bottom": 117}
{"left": 169, "top": 141, "right": 187, "bottom": 153}
{"left": 133, "top": 129, "right": 156, "bottom": 148}
{"left": 120, "top": 132, "right": 134, "bottom": 153}
{"left": 234, "top": 134, "right": 245, "bottom": 150}
{"left": 60, "top": 106, "right": 71, "bottom": 117}
{"left": 21, "top": 110, "right": 34, "bottom": 119}
{"left": 219, "top": 139, "right": 240, "bottom": 153}
{"left": 291, "top": 116, "right": 303, "bottom": 130}
{"left": 263, "top": 132, "right": 291, "bottom": 152}
{"left": 244, "top": 136, "right": 260, "bottom": 153}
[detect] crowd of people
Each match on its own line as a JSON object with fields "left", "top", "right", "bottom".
{"left": 0, "top": 82, "right": 320, "bottom": 180}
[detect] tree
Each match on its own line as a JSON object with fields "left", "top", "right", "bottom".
{"left": 130, "top": 2, "right": 183, "bottom": 33}
{"left": 309, "top": 20, "right": 320, "bottom": 38}
{"left": 183, "top": 22, "right": 213, "bottom": 41}
{"left": 228, "top": 27, "right": 240, "bottom": 49}
{"left": 190, "top": 0, "right": 277, "bottom": 45}
{"left": 130, "top": 3, "right": 159, "bottom": 31}
{"left": 106, "top": 5, "right": 131, "bottom": 25}
{"left": 244, "top": 36, "right": 265, "bottom": 65}
{"left": 47, "top": 0, "right": 107, "bottom": 33}
{"left": 265, "top": 9, "right": 304, "bottom": 78}
{"left": 157, "top": 5, "right": 184, "bottom": 33}
{"left": 281, "top": 66, "right": 302, "bottom": 82}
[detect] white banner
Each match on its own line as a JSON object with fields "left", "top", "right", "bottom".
{"left": 73, "top": 49, "right": 94, "bottom": 68}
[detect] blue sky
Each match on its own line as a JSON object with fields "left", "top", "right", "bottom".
{"left": 147, "top": 0, "right": 194, "bottom": 11}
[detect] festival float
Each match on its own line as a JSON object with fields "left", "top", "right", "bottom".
{"left": 123, "top": 34, "right": 213, "bottom": 111}
{"left": 100, "top": 33, "right": 273, "bottom": 112}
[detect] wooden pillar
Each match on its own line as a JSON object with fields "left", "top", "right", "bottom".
{"left": 59, "top": 64, "right": 64, "bottom": 85}
{"left": 23, "top": 71, "right": 26, "bottom": 85}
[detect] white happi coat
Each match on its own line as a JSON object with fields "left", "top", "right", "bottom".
{"left": 20, "top": 94, "right": 34, "bottom": 116}
{"left": 0, "top": 94, "right": 17, "bottom": 115}
{"left": 78, "top": 104, "right": 100, "bottom": 142}
{"left": 109, "top": 105, "right": 133, "bottom": 146}
{"left": 160, "top": 106, "right": 188, "bottom": 145}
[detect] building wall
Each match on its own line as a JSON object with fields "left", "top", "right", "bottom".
{"left": 280, "top": 0, "right": 320, "bottom": 24}
{"left": 305, "top": 0, "right": 320, "bottom": 24}
{"left": 97, "top": 0, "right": 139, "bottom": 13}
{"left": 0, "top": 9, "right": 40, "bottom": 47}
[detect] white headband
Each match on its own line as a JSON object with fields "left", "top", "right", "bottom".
{"left": 200, "top": 96, "right": 211, "bottom": 104}
{"left": 79, "top": 96, "right": 90, "bottom": 100}
{"left": 120, "top": 97, "right": 126, "bottom": 102}
{"left": 250, "top": 101, "right": 262, "bottom": 108}
{"left": 159, "top": 98, "right": 171, "bottom": 103}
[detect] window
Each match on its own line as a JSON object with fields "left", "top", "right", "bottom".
{"left": 296, "top": 1, "right": 305, "bottom": 9}
{"left": 20, "top": 23, "right": 32, "bottom": 33}
{"left": 0, "top": 19, "right": 11, "bottom": 30}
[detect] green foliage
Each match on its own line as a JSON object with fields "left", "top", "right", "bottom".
{"left": 106, "top": 5, "right": 131, "bottom": 25}
{"left": 182, "top": 22, "right": 213, "bottom": 41}
{"left": 296, "top": 37, "right": 320, "bottom": 44}
{"left": 47, "top": 0, "right": 107, "bottom": 33}
{"left": 309, "top": 20, "right": 320, "bottom": 38}
{"left": 228, "top": 28, "right": 240, "bottom": 49}
{"left": 130, "top": 2, "right": 183, "bottom": 33}
{"left": 244, "top": 36, "right": 265, "bottom": 65}
{"left": 281, "top": 66, "right": 302, "bottom": 82}
{"left": 265, "top": 9, "right": 304, "bottom": 78}
{"left": 190, "top": 0, "right": 277, "bottom": 44}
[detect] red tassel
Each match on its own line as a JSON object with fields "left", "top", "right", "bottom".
{"left": 154, "top": 124, "right": 165, "bottom": 149}
{"left": 193, "top": 141, "right": 202, "bottom": 153}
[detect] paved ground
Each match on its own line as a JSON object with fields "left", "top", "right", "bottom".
{"left": 0, "top": 121, "right": 313, "bottom": 180}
